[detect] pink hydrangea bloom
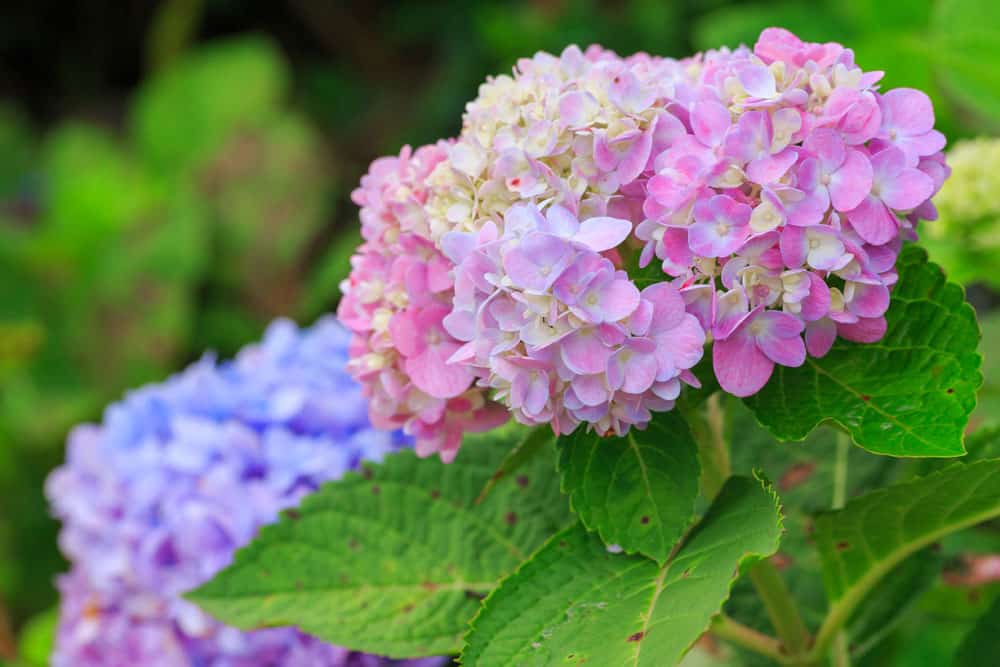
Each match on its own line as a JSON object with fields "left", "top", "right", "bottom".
{"left": 341, "top": 27, "right": 949, "bottom": 451}
{"left": 338, "top": 144, "right": 508, "bottom": 461}
{"left": 630, "top": 28, "right": 946, "bottom": 396}
{"left": 441, "top": 204, "right": 705, "bottom": 436}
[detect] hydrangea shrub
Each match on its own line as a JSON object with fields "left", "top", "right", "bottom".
{"left": 116, "top": 27, "right": 991, "bottom": 667}
{"left": 47, "top": 317, "right": 445, "bottom": 667}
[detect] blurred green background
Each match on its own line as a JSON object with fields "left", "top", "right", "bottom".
{"left": 0, "top": 0, "right": 998, "bottom": 664}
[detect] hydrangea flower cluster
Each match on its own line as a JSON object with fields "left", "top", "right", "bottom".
{"left": 340, "top": 27, "right": 949, "bottom": 447}
{"left": 442, "top": 203, "right": 704, "bottom": 435}
{"left": 47, "top": 317, "right": 445, "bottom": 667}
{"left": 634, "top": 28, "right": 947, "bottom": 395}
{"left": 338, "top": 143, "right": 508, "bottom": 462}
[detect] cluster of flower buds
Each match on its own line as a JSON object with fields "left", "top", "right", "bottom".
{"left": 340, "top": 27, "right": 949, "bottom": 452}
{"left": 47, "top": 318, "right": 444, "bottom": 667}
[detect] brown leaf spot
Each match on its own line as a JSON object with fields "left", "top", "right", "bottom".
{"left": 402, "top": 603, "right": 415, "bottom": 613}
{"left": 682, "top": 569, "right": 690, "bottom": 578}
{"left": 516, "top": 475, "right": 530, "bottom": 488}
{"left": 640, "top": 515, "right": 650, "bottom": 525}
{"left": 491, "top": 470, "right": 505, "bottom": 482}
{"left": 361, "top": 466, "right": 374, "bottom": 480}
{"left": 283, "top": 508, "right": 301, "bottom": 521}
{"left": 558, "top": 540, "right": 569, "bottom": 548}
{"left": 421, "top": 581, "right": 439, "bottom": 592}
{"left": 947, "top": 388, "right": 955, "bottom": 394}
{"left": 505, "top": 511, "right": 518, "bottom": 525}
{"left": 860, "top": 394, "right": 871, "bottom": 402}
{"left": 627, "top": 631, "right": 646, "bottom": 643}
{"left": 371, "top": 485, "right": 381, "bottom": 495}
{"left": 779, "top": 462, "right": 816, "bottom": 491}
{"left": 430, "top": 489, "right": 441, "bottom": 500}
{"left": 465, "top": 589, "right": 485, "bottom": 601}
{"left": 771, "top": 553, "right": 793, "bottom": 571}
{"left": 836, "top": 541, "right": 851, "bottom": 551}
{"left": 348, "top": 538, "right": 360, "bottom": 550}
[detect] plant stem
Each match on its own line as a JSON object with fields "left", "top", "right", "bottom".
{"left": 832, "top": 631, "right": 851, "bottom": 667}
{"left": 749, "top": 558, "right": 812, "bottom": 658}
{"left": 711, "top": 614, "right": 792, "bottom": 665}
{"left": 832, "top": 431, "right": 850, "bottom": 511}
{"left": 698, "top": 393, "right": 731, "bottom": 499}
{"left": 825, "top": 431, "right": 852, "bottom": 666}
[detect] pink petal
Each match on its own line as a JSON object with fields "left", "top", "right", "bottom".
{"left": 837, "top": 317, "right": 887, "bottom": 344}
{"left": 800, "top": 273, "right": 831, "bottom": 321}
{"left": 389, "top": 310, "right": 425, "bottom": 357}
{"left": 779, "top": 225, "right": 808, "bottom": 268}
{"left": 690, "top": 100, "right": 731, "bottom": 148}
{"left": 881, "top": 88, "right": 935, "bottom": 137}
{"left": 757, "top": 330, "right": 806, "bottom": 367}
{"left": 560, "top": 329, "right": 614, "bottom": 374}
{"left": 748, "top": 149, "right": 798, "bottom": 185}
{"left": 847, "top": 282, "right": 890, "bottom": 319}
{"left": 644, "top": 282, "right": 686, "bottom": 331}
{"left": 713, "top": 332, "right": 775, "bottom": 397}
{"left": 739, "top": 64, "right": 778, "bottom": 99}
{"left": 805, "top": 318, "right": 837, "bottom": 357}
{"left": 847, "top": 196, "right": 898, "bottom": 246}
{"left": 598, "top": 277, "right": 642, "bottom": 322}
{"left": 880, "top": 167, "right": 934, "bottom": 211}
{"left": 406, "top": 345, "right": 474, "bottom": 399}
{"left": 574, "top": 216, "right": 633, "bottom": 252}
{"left": 829, "top": 149, "right": 873, "bottom": 212}
{"left": 615, "top": 129, "right": 654, "bottom": 184}
{"left": 804, "top": 128, "right": 846, "bottom": 170}
{"left": 572, "top": 374, "right": 610, "bottom": 406}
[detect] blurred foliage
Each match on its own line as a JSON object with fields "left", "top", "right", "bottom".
{"left": 922, "top": 138, "right": 1000, "bottom": 289}
{"left": 0, "top": 0, "right": 999, "bottom": 663}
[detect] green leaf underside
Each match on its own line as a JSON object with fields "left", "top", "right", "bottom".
{"left": 557, "top": 411, "right": 700, "bottom": 563}
{"left": 462, "top": 476, "right": 783, "bottom": 667}
{"left": 815, "top": 460, "right": 1000, "bottom": 638}
{"left": 187, "top": 430, "right": 572, "bottom": 658}
{"left": 744, "top": 245, "right": 982, "bottom": 457}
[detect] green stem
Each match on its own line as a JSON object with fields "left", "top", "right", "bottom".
{"left": 697, "top": 393, "right": 731, "bottom": 499}
{"left": 829, "top": 430, "right": 851, "bottom": 666}
{"left": 711, "top": 614, "right": 792, "bottom": 665}
{"left": 832, "top": 632, "right": 851, "bottom": 667}
{"left": 832, "top": 431, "right": 850, "bottom": 511}
{"left": 749, "top": 558, "right": 813, "bottom": 658}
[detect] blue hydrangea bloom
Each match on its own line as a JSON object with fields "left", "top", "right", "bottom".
{"left": 47, "top": 317, "right": 445, "bottom": 667}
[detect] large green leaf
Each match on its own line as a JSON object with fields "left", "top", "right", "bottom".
{"left": 932, "top": 0, "right": 1000, "bottom": 129}
{"left": 187, "top": 429, "right": 572, "bottom": 658}
{"left": 952, "top": 595, "right": 1000, "bottom": 666}
{"left": 557, "top": 411, "right": 699, "bottom": 563}
{"left": 131, "top": 35, "right": 288, "bottom": 176}
{"left": 744, "top": 246, "right": 981, "bottom": 458}
{"left": 462, "top": 475, "right": 783, "bottom": 667}
{"left": 813, "top": 460, "right": 1000, "bottom": 654}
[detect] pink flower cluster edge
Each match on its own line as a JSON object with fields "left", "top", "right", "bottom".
{"left": 338, "top": 27, "right": 949, "bottom": 460}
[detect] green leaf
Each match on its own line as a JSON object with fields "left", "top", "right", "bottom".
{"left": 744, "top": 246, "right": 982, "bottom": 458}
{"left": 187, "top": 429, "right": 572, "bottom": 658}
{"left": 557, "top": 411, "right": 700, "bottom": 563}
{"left": 463, "top": 475, "right": 783, "bottom": 667}
{"left": 813, "top": 460, "right": 1000, "bottom": 655}
{"left": 932, "top": 0, "right": 1000, "bottom": 129}
{"left": 953, "top": 595, "right": 1000, "bottom": 666}
{"left": 476, "top": 426, "right": 554, "bottom": 504}
{"left": 131, "top": 36, "right": 288, "bottom": 176}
